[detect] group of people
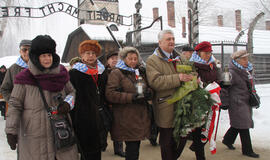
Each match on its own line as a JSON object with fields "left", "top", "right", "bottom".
{"left": 1, "top": 29, "right": 259, "bottom": 160}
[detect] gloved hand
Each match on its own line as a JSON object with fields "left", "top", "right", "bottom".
{"left": 57, "top": 101, "right": 71, "bottom": 114}
{"left": 6, "top": 134, "right": 17, "bottom": 150}
{"left": 220, "top": 105, "right": 229, "bottom": 110}
{"left": 143, "top": 88, "right": 153, "bottom": 100}
{"left": 132, "top": 94, "right": 146, "bottom": 105}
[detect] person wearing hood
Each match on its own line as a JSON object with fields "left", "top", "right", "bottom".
{"left": 5, "top": 35, "right": 79, "bottom": 160}
{"left": 69, "top": 40, "right": 108, "bottom": 160}
{"left": 221, "top": 50, "right": 259, "bottom": 158}
{"left": 105, "top": 47, "right": 151, "bottom": 160}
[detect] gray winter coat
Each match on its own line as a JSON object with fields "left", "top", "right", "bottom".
{"left": 0, "top": 63, "right": 25, "bottom": 101}
{"left": 221, "top": 61, "right": 254, "bottom": 129}
{"left": 5, "top": 60, "right": 79, "bottom": 160}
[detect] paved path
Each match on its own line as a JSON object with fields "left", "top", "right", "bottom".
{"left": 102, "top": 138, "right": 270, "bottom": 160}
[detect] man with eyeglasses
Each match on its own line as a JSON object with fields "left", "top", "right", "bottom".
{"left": 0, "top": 40, "right": 31, "bottom": 103}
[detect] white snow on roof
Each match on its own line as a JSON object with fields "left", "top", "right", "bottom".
{"left": 80, "top": 23, "right": 130, "bottom": 42}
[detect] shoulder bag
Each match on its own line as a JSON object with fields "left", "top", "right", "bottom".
{"left": 35, "top": 79, "right": 76, "bottom": 150}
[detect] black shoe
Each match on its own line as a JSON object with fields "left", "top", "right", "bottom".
{"left": 222, "top": 140, "right": 235, "bottom": 150}
{"left": 115, "top": 151, "right": 126, "bottom": 158}
{"left": 243, "top": 152, "right": 260, "bottom": 158}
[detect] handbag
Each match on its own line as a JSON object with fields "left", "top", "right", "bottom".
{"left": 246, "top": 71, "right": 260, "bottom": 109}
{"left": 248, "top": 87, "right": 260, "bottom": 109}
{"left": 98, "top": 104, "right": 113, "bottom": 132}
{"left": 35, "top": 80, "right": 76, "bottom": 150}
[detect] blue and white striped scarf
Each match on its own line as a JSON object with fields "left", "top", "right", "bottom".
{"left": 189, "top": 52, "right": 215, "bottom": 64}
{"left": 72, "top": 60, "right": 105, "bottom": 74}
{"left": 15, "top": 56, "right": 28, "bottom": 68}
{"left": 232, "top": 59, "right": 253, "bottom": 71}
{"left": 115, "top": 60, "right": 136, "bottom": 72}
{"left": 153, "top": 48, "right": 180, "bottom": 62}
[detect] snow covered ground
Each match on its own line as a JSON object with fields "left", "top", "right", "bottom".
{"left": 0, "top": 84, "right": 269, "bottom": 159}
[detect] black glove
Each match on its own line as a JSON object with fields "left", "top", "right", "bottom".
{"left": 144, "top": 88, "right": 153, "bottom": 100}
{"left": 7, "top": 134, "right": 17, "bottom": 150}
{"left": 220, "top": 105, "right": 229, "bottom": 110}
{"left": 57, "top": 101, "right": 71, "bottom": 114}
{"left": 132, "top": 94, "right": 146, "bottom": 105}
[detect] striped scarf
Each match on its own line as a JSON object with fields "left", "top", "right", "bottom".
{"left": 115, "top": 60, "right": 136, "bottom": 72}
{"left": 189, "top": 52, "right": 215, "bottom": 64}
{"left": 115, "top": 60, "right": 140, "bottom": 79}
{"left": 232, "top": 60, "right": 253, "bottom": 71}
{"left": 15, "top": 56, "right": 28, "bottom": 68}
{"left": 153, "top": 48, "right": 180, "bottom": 62}
{"left": 72, "top": 60, "right": 105, "bottom": 75}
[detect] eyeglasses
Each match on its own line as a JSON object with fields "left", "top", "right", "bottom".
{"left": 21, "top": 48, "right": 30, "bottom": 52}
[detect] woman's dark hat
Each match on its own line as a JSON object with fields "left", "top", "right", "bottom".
{"left": 182, "top": 46, "right": 194, "bottom": 52}
{"left": 29, "top": 35, "right": 60, "bottom": 71}
{"left": 106, "top": 52, "right": 118, "bottom": 60}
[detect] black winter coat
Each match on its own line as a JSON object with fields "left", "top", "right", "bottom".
{"left": 69, "top": 69, "right": 108, "bottom": 154}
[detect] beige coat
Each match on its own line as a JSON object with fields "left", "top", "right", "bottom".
{"left": 5, "top": 61, "right": 79, "bottom": 160}
{"left": 146, "top": 49, "right": 183, "bottom": 128}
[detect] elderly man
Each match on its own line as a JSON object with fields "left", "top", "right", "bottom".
{"left": 0, "top": 40, "right": 31, "bottom": 102}
{"left": 146, "top": 30, "right": 193, "bottom": 160}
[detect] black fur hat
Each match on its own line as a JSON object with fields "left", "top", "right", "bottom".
{"left": 29, "top": 35, "right": 60, "bottom": 71}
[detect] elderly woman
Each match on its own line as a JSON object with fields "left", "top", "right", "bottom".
{"left": 189, "top": 41, "right": 220, "bottom": 160}
{"left": 5, "top": 35, "right": 78, "bottom": 160}
{"left": 105, "top": 47, "right": 151, "bottom": 160}
{"left": 69, "top": 40, "right": 108, "bottom": 160}
{"left": 221, "top": 50, "right": 259, "bottom": 158}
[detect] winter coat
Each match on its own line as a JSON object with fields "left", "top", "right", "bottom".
{"left": 105, "top": 68, "right": 151, "bottom": 141}
{"left": 146, "top": 49, "right": 183, "bottom": 128}
{"left": 69, "top": 68, "right": 108, "bottom": 153}
{"left": 221, "top": 61, "right": 254, "bottom": 129}
{"left": 193, "top": 62, "right": 219, "bottom": 85}
{"left": 0, "top": 63, "right": 24, "bottom": 101}
{"left": 5, "top": 60, "right": 79, "bottom": 160}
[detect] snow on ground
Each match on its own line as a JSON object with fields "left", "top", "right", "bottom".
{"left": 0, "top": 84, "right": 269, "bottom": 159}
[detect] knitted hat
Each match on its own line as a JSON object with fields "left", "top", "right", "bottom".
{"left": 182, "top": 46, "right": 194, "bottom": 52}
{"left": 29, "top": 35, "right": 60, "bottom": 71}
{"left": 78, "top": 40, "right": 102, "bottom": 57}
{"left": 19, "top": 39, "right": 31, "bottom": 47}
{"left": 231, "top": 50, "right": 249, "bottom": 60}
{"left": 106, "top": 51, "right": 118, "bottom": 60}
{"left": 195, "top": 41, "right": 212, "bottom": 52}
